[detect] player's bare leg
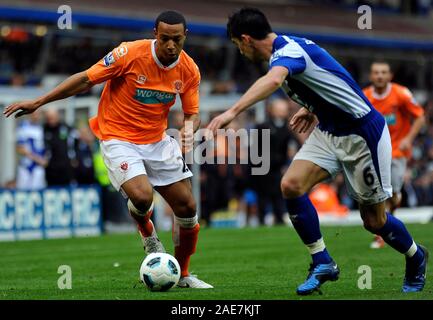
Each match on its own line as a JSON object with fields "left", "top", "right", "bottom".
{"left": 360, "top": 201, "right": 428, "bottom": 292}
{"left": 122, "top": 174, "right": 165, "bottom": 254}
{"left": 281, "top": 160, "right": 340, "bottom": 295}
{"left": 281, "top": 160, "right": 330, "bottom": 198}
{"left": 388, "top": 192, "right": 402, "bottom": 215}
{"left": 156, "top": 178, "right": 213, "bottom": 289}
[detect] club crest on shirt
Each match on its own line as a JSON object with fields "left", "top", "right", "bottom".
{"left": 136, "top": 74, "right": 147, "bottom": 84}
{"left": 120, "top": 162, "right": 129, "bottom": 171}
{"left": 174, "top": 80, "right": 183, "bottom": 93}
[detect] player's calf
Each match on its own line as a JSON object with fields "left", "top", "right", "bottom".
{"left": 173, "top": 215, "right": 199, "bottom": 277}
{"left": 171, "top": 212, "right": 212, "bottom": 289}
{"left": 361, "top": 203, "right": 427, "bottom": 291}
{"left": 128, "top": 199, "right": 165, "bottom": 254}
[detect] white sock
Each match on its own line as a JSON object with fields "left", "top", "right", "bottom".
{"left": 404, "top": 241, "right": 418, "bottom": 258}
{"left": 172, "top": 215, "right": 198, "bottom": 247}
{"left": 306, "top": 237, "right": 326, "bottom": 255}
{"left": 174, "top": 215, "right": 198, "bottom": 229}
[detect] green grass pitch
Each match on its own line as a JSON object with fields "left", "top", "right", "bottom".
{"left": 1, "top": 223, "right": 432, "bottom": 300}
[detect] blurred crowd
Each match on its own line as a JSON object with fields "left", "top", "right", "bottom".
{"left": 5, "top": 108, "right": 130, "bottom": 224}
{"left": 10, "top": 108, "right": 95, "bottom": 189}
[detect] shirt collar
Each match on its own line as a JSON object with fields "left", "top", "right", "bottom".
{"left": 372, "top": 83, "right": 392, "bottom": 100}
{"left": 272, "top": 35, "right": 287, "bottom": 53}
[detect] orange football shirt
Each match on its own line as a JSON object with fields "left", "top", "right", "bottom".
{"left": 86, "top": 39, "right": 200, "bottom": 144}
{"left": 364, "top": 83, "right": 424, "bottom": 159}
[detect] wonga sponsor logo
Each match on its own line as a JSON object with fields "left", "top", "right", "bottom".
{"left": 134, "top": 88, "right": 175, "bottom": 104}
{"left": 384, "top": 113, "right": 396, "bottom": 126}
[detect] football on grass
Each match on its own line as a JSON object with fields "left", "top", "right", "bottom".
{"left": 139, "top": 253, "right": 181, "bottom": 291}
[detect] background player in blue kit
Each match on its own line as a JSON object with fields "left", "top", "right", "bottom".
{"left": 207, "top": 7, "right": 428, "bottom": 295}
{"left": 15, "top": 110, "right": 47, "bottom": 190}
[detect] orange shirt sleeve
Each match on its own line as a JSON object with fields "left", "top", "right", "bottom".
{"left": 400, "top": 86, "right": 424, "bottom": 118}
{"left": 180, "top": 65, "right": 200, "bottom": 114}
{"left": 86, "top": 42, "right": 130, "bottom": 84}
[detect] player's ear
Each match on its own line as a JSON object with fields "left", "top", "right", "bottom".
{"left": 184, "top": 28, "right": 188, "bottom": 37}
{"left": 153, "top": 27, "right": 158, "bottom": 38}
{"left": 240, "top": 34, "right": 249, "bottom": 44}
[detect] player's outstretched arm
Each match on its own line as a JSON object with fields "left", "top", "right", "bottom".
{"left": 207, "top": 66, "right": 288, "bottom": 135}
{"left": 3, "top": 71, "right": 93, "bottom": 118}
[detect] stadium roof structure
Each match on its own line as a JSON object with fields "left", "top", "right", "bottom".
{"left": 1, "top": 0, "right": 433, "bottom": 50}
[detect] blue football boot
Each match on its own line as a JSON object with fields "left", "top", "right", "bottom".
{"left": 402, "top": 245, "right": 429, "bottom": 293}
{"left": 296, "top": 261, "right": 340, "bottom": 295}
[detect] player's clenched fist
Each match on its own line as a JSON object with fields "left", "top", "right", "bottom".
{"left": 3, "top": 100, "right": 40, "bottom": 118}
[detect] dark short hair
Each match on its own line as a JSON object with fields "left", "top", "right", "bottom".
{"left": 227, "top": 7, "right": 272, "bottom": 40}
{"left": 155, "top": 10, "right": 186, "bottom": 30}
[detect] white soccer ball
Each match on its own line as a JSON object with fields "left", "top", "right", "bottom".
{"left": 139, "top": 253, "right": 181, "bottom": 291}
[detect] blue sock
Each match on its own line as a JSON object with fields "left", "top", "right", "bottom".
{"left": 286, "top": 194, "right": 332, "bottom": 265}
{"left": 377, "top": 213, "right": 424, "bottom": 265}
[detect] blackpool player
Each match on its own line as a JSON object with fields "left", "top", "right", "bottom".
{"left": 364, "top": 61, "right": 426, "bottom": 249}
{"left": 364, "top": 62, "right": 426, "bottom": 248}
{"left": 4, "top": 11, "right": 212, "bottom": 289}
{"left": 207, "top": 8, "right": 428, "bottom": 294}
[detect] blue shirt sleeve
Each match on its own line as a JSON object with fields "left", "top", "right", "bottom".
{"left": 270, "top": 56, "right": 306, "bottom": 76}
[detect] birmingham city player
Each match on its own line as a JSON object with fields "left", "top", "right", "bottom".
{"left": 364, "top": 61, "right": 425, "bottom": 249}
{"left": 4, "top": 11, "right": 212, "bottom": 289}
{"left": 207, "top": 8, "right": 428, "bottom": 294}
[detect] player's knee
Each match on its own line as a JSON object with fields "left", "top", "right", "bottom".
{"left": 281, "top": 177, "right": 305, "bottom": 199}
{"left": 128, "top": 189, "right": 153, "bottom": 212}
{"left": 184, "top": 198, "right": 197, "bottom": 217}
{"left": 362, "top": 214, "right": 386, "bottom": 233}
{"left": 175, "top": 198, "right": 197, "bottom": 218}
